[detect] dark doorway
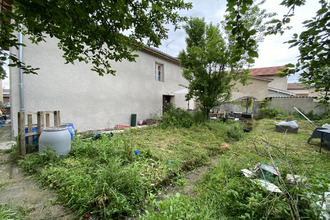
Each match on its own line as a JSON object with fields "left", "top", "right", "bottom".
{"left": 162, "top": 95, "right": 174, "bottom": 114}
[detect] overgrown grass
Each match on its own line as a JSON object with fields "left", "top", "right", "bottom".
{"left": 140, "top": 119, "right": 330, "bottom": 219}
{"left": 16, "top": 118, "right": 330, "bottom": 219}
{"left": 17, "top": 121, "right": 245, "bottom": 219}
{"left": 0, "top": 204, "right": 23, "bottom": 220}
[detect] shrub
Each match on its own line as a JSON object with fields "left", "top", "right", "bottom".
{"left": 160, "top": 106, "right": 194, "bottom": 128}
{"left": 259, "top": 107, "right": 285, "bottom": 119}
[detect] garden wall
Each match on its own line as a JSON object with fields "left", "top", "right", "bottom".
{"left": 268, "top": 97, "right": 329, "bottom": 115}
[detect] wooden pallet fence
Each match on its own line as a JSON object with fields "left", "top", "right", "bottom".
{"left": 18, "top": 111, "right": 60, "bottom": 156}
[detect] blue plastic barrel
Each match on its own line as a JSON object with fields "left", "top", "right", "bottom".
{"left": 60, "top": 123, "right": 75, "bottom": 140}
{"left": 25, "top": 126, "right": 38, "bottom": 152}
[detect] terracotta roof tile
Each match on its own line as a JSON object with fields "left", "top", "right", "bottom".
{"left": 249, "top": 66, "right": 287, "bottom": 76}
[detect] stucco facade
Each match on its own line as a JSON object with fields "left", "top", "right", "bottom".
{"left": 10, "top": 36, "right": 190, "bottom": 136}
{"left": 231, "top": 77, "right": 269, "bottom": 101}
{"left": 264, "top": 75, "right": 287, "bottom": 91}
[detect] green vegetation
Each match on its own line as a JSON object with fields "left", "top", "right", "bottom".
{"left": 0, "top": 204, "right": 23, "bottom": 220}
{"left": 0, "top": 0, "right": 192, "bottom": 78}
{"left": 18, "top": 121, "right": 245, "bottom": 219}
{"left": 225, "top": 0, "right": 330, "bottom": 104}
{"left": 16, "top": 118, "right": 329, "bottom": 219}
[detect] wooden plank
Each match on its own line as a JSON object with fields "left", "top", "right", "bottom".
{"left": 37, "top": 111, "right": 45, "bottom": 136}
{"left": 18, "top": 112, "right": 26, "bottom": 156}
{"left": 27, "top": 114, "right": 33, "bottom": 146}
{"left": 25, "top": 132, "right": 38, "bottom": 137}
{"left": 54, "top": 110, "right": 60, "bottom": 126}
{"left": 46, "top": 113, "right": 50, "bottom": 127}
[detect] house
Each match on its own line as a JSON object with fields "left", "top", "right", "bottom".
{"left": 287, "top": 83, "right": 321, "bottom": 97}
{"left": 231, "top": 76, "right": 271, "bottom": 101}
{"left": 268, "top": 87, "right": 296, "bottom": 97}
{"left": 232, "top": 66, "right": 292, "bottom": 101}
{"left": 10, "top": 36, "right": 190, "bottom": 136}
{"left": 249, "top": 66, "right": 288, "bottom": 91}
{"left": 2, "top": 89, "right": 10, "bottom": 103}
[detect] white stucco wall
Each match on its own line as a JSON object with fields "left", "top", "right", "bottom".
{"left": 263, "top": 75, "right": 287, "bottom": 90}
{"left": 231, "top": 78, "right": 269, "bottom": 101}
{"left": 10, "top": 36, "right": 189, "bottom": 136}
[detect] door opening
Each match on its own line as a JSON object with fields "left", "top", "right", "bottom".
{"left": 162, "top": 95, "right": 174, "bottom": 114}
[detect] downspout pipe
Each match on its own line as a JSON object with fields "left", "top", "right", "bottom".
{"left": 18, "top": 23, "right": 24, "bottom": 112}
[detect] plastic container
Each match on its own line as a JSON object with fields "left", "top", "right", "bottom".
{"left": 39, "top": 127, "right": 71, "bottom": 158}
{"left": 131, "top": 114, "right": 137, "bottom": 127}
{"left": 25, "top": 126, "right": 38, "bottom": 152}
{"left": 60, "top": 123, "right": 75, "bottom": 140}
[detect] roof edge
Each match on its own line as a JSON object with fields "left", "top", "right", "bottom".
{"left": 140, "top": 46, "right": 180, "bottom": 65}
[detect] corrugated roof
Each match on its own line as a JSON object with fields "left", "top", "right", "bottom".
{"left": 268, "top": 87, "right": 296, "bottom": 96}
{"left": 249, "top": 66, "right": 287, "bottom": 76}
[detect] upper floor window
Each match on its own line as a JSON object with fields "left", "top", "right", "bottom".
{"left": 155, "top": 63, "right": 164, "bottom": 82}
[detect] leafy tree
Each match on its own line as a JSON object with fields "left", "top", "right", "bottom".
{"left": 0, "top": 0, "right": 192, "bottom": 79}
{"left": 225, "top": 0, "right": 329, "bottom": 104}
{"left": 179, "top": 3, "right": 271, "bottom": 119}
{"left": 178, "top": 18, "right": 247, "bottom": 119}
{"left": 285, "top": 1, "right": 329, "bottom": 104}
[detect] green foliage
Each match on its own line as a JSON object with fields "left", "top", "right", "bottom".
{"left": 259, "top": 107, "right": 285, "bottom": 119}
{"left": 0, "top": 0, "right": 192, "bottom": 79}
{"left": 141, "top": 193, "right": 202, "bottom": 220}
{"left": 178, "top": 17, "right": 246, "bottom": 119}
{"left": 0, "top": 204, "right": 22, "bottom": 220}
{"left": 18, "top": 146, "right": 60, "bottom": 173}
{"left": 284, "top": 1, "right": 330, "bottom": 104}
{"left": 226, "top": 0, "right": 329, "bottom": 104}
{"left": 258, "top": 99, "right": 285, "bottom": 118}
{"left": 16, "top": 119, "right": 329, "bottom": 219}
{"left": 224, "top": 0, "right": 274, "bottom": 65}
{"left": 160, "top": 106, "right": 194, "bottom": 129}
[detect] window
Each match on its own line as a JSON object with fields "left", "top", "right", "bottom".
{"left": 155, "top": 63, "right": 164, "bottom": 82}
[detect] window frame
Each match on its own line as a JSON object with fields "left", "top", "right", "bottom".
{"left": 155, "top": 62, "right": 164, "bottom": 82}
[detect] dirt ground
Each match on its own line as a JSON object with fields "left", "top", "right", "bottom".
{"left": 0, "top": 124, "right": 15, "bottom": 150}
{"left": 0, "top": 125, "right": 74, "bottom": 219}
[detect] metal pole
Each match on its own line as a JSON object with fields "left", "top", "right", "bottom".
{"left": 293, "top": 106, "right": 316, "bottom": 127}
{"left": 19, "top": 23, "right": 24, "bottom": 112}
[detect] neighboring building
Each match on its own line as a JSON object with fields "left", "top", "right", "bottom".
{"left": 232, "top": 76, "right": 271, "bottom": 101}
{"left": 287, "top": 82, "right": 319, "bottom": 97}
{"left": 268, "top": 87, "right": 296, "bottom": 97}
{"left": 10, "top": 36, "right": 190, "bottom": 136}
{"left": 2, "top": 89, "right": 10, "bottom": 103}
{"left": 287, "top": 83, "right": 309, "bottom": 97}
{"left": 249, "top": 66, "right": 288, "bottom": 91}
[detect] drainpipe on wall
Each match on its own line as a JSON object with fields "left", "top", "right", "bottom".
{"left": 18, "top": 23, "right": 24, "bottom": 112}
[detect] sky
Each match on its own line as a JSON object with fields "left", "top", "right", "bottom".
{"left": 155, "top": 0, "right": 321, "bottom": 83}
{"left": 1, "top": 0, "right": 321, "bottom": 89}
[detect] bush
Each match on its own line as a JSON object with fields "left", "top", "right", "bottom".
{"left": 160, "top": 106, "right": 194, "bottom": 128}
{"left": 259, "top": 107, "right": 285, "bottom": 119}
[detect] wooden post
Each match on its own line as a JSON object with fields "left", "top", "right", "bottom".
{"left": 27, "top": 114, "right": 33, "bottom": 153}
{"left": 18, "top": 112, "right": 26, "bottom": 156}
{"left": 46, "top": 113, "right": 50, "bottom": 127}
{"left": 54, "top": 110, "right": 60, "bottom": 126}
{"left": 37, "top": 111, "right": 45, "bottom": 137}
